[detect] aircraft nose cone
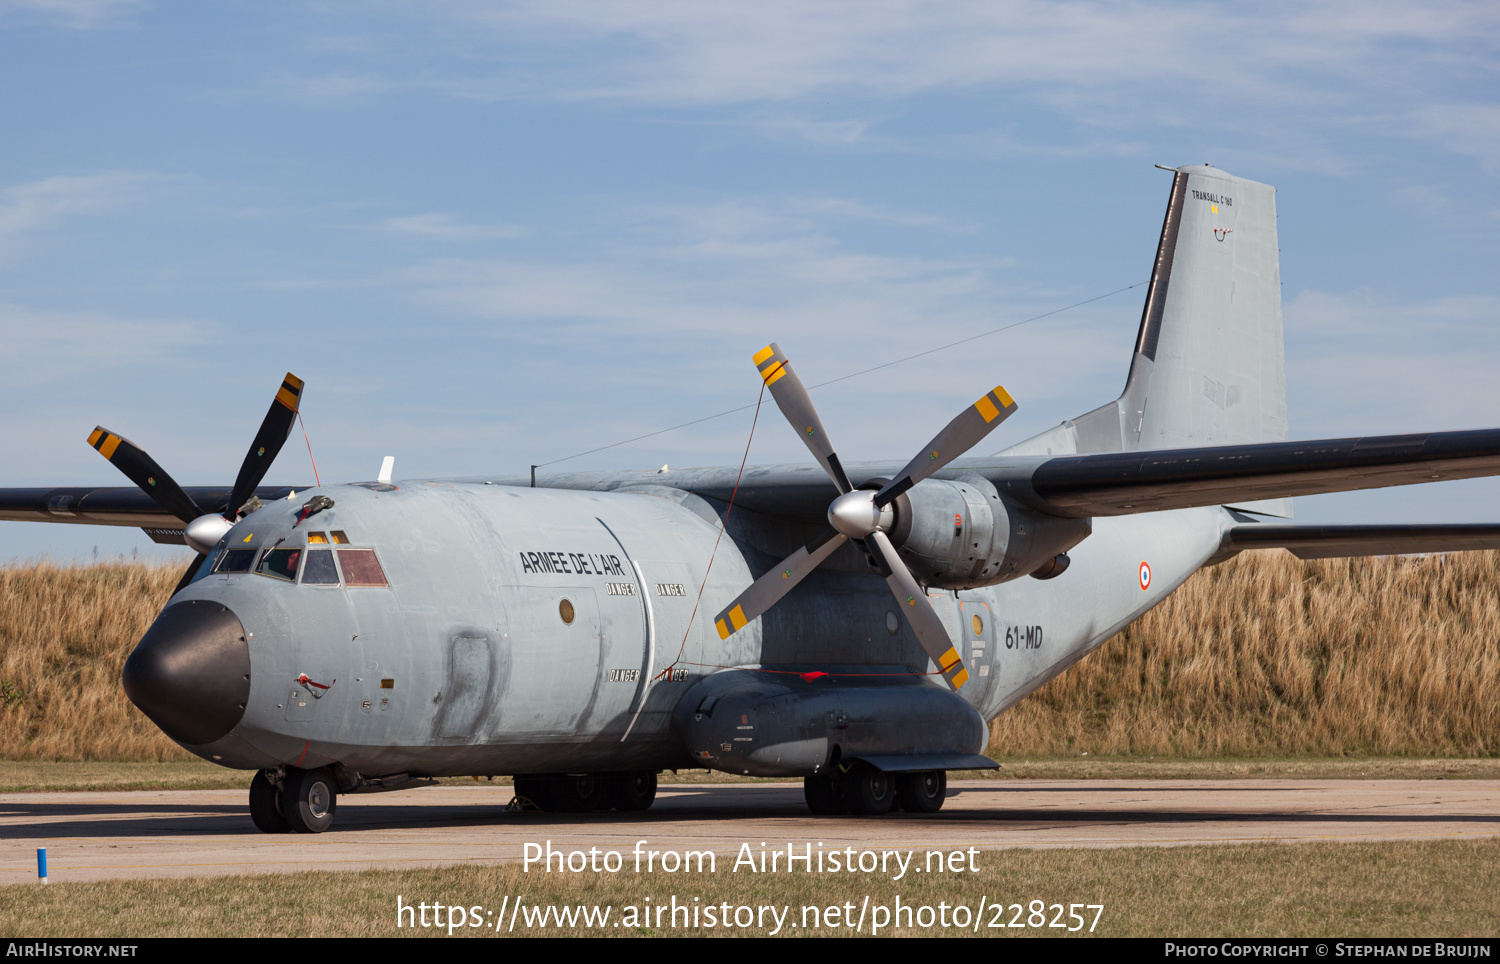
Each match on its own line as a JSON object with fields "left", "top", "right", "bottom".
{"left": 122, "top": 600, "right": 251, "bottom": 746}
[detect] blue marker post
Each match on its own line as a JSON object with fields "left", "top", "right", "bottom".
{"left": 37, "top": 847, "right": 47, "bottom": 885}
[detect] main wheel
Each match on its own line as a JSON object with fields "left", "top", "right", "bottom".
{"left": 248, "top": 770, "right": 291, "bottom": 833}
{"left": 512, "top": 774, "right": 555, "bottom": 812}
{"left": 550, "top": 773, "right": 605, "bottom": 812}
{"left": 895, "top": 770, "right": 947, "bottom": 813}
{"left": 803, "top": 774, "right": 847, "bottom": 815}
{"left": 843, "top": 763, "right": 896, "bottom": 815}
{"left": 282, "top": 766, "right": 338, "bottom": 833}
{"left": 609, "top": 771, "right": 657, "bottom": 811}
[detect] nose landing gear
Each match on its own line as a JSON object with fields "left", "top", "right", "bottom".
{"left": 248, "top": 766, "right": 339, "bottom": 834}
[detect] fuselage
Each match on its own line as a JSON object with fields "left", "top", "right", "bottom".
{"left": 154, "top": 480, "right": 1226, "bottom": 779}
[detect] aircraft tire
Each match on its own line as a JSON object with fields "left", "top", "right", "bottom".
{"left": 843, "top": 763, "right": 896, "bottom": 815}
{"left": 895, "top": 770, "right": 946, "bottom": 814}
{"left": 283, "top": 766, "right": 338, "bottom": 833}
{"left": 550, "top": 773, "right": 606, "bottom": 813}
{"left": 609, "top": 771, "right": 657, "bottom": 811}
{"left": 803, "top": 774, "right": 847, "bottom": 815}
{"left": 248, "top": 770, "right": 291, "bottom": 833}
{"left": 513, "top": 775, "right": 555, "bottom": 812}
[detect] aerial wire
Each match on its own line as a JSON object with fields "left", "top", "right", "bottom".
{"left": 533, "top": 280, "right": 1147, "bottom": 471}
{"left": 655, "top": 364, "right": 773, "bottom": 680}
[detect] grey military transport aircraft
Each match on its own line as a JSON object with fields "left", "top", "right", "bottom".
{"left": 6, "top": 164, "right": 1500, "bottom": 833}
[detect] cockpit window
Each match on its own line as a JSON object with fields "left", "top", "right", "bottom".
{"left": 301, "top": 549, "right": 340, "bottom": 586}
{"left": 307, "top": 531, "right": 329, "bottom": 544}
{"left": 213, "top": 549, "right": 258, "bottom": 573}
{"left": 330, "top": 530, "right": 350, "bottom": 545}
{"left": 256, "top": 547, "right": 302, "bottom": 582}
{"left": 337, "top": 549, "right": 388, "bottom": 587}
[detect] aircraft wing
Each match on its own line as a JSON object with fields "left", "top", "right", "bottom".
{"left": 0, "top": 485, "right": 304, "bottom": 543}
{"left": 1223, "top": 523, "right": 1500, "bottom": 559}
{"left": 1002, "top": 427, "right": 1500, "bottom": 518}
{"left": 525, "top": 426, "right": 1500, "bottom": 521}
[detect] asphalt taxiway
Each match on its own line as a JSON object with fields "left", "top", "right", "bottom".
{"left": 4, "top": 779, "right": 1498, "bottom": 884}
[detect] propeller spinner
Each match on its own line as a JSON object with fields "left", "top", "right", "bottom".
{"left": 88, "top": 373, "right": 305, "bottom": 558}
{"left": 713, "top": 344, "right": 1017, "bottom": 691}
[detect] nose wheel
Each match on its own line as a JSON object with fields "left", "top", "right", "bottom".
{"left": 249, "top": 770, "right": 291, "bottom": 833}
{"left": 249, "top": 767, "right": 338, "bottom": 833}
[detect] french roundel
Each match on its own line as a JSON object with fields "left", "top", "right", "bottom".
{"left": 1138, "top": 560, "right": 1152, "bottom": 591}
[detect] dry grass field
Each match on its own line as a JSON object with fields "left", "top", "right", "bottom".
{"left": 1, "top": 550, "right": 1499, "bottom": 762}
{"left": 991, "top": 549, "right": 1500, "bottom": 757}
{"left": 0, "top": 559, "right": 186, "bottom": 760}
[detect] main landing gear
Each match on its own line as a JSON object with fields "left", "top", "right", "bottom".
{"left": 511, "top": 772, "right": 658, "bottom": 813}
{"left": 249, "top": 766, "right": 338, "bottom": 834}
{"left": 804, "top": 766, "right": 947, "bottom": 816}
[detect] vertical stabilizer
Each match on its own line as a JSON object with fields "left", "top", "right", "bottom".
{"left": 1004, "top": 165, "right": 1289, "bottom": 516}
{"left": 1135, "top": 166, "right": 1287, "bottom": 454}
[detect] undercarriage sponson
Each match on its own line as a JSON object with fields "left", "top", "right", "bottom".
{"left": 674, "top": 667, "right": 987, "bottom": 777}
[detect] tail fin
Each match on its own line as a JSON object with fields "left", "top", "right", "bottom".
{"left": 1006, "top": 165, "right": 1289, "bottom": 513}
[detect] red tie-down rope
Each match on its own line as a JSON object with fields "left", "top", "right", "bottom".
{"left": 654, "top": 365, "right": 776, "bottom": 680}
{"left": 299, "top": 412, "right": 321, "bottom": 488}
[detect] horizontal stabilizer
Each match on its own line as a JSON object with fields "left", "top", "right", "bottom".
{"left": 1225, "top": 523, "right": 1500, "bottom": 559}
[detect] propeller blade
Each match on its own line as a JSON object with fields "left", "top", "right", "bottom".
{"left": 86, "top": 427, "right": 204, "bottom": 524}
{"left": 874, "top": 385, "right": 1017, "bottom": 509}
{"left": 227, "top": 373, "right": 305, "bottom": 518}
{"left": 753, "top": 343, "right": 852, "bottom": 494}
{"left": 714, "top": 527, "right": 848, "bottom": 639}
{"left": 868, "top": 530, "right": 969, "bottom": 691}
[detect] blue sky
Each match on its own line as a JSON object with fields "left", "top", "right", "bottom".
{"left": 3, "top": 0, "right": 1498, "bottom": 562}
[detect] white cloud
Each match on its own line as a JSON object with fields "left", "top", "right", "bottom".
{"left": 398, "top": 194, "right": 1004, "bottom": 343}
{"left": 0, "top": 303, "right": 203, "bottom": 388}
{"left": 0, "top": 0, "right": 141, "bottom": 29}
{"left": 416, "top": 0, "right": 1499, "bottom": 105}
{"left": 1286, "top": 288, "right": 1500, "bottom": 340}
{"left": 383, "top": 213, "right": 526, "bottom": 241}
{"left": 272, "top": 1, "right": 1499, "bottom": 166}
{"left": 1285, "top": 289, "right": 1500, "bottom": 436}
{"left": 0, "top": 173, "right": 154, "bottom": 258}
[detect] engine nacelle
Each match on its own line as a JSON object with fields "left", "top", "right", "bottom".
{"left": 885, "top": 476, "right": 1090, "bottom": 590}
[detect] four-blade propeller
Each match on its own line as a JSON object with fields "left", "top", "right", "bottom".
{"left": 713, "top": 344, "right": 1016, "bottom": 691}
{"left": 88, "top": 373, "right": 306, "bottom": 563}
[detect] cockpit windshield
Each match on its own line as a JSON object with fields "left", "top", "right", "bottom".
{"left": 213, "top": 549, "right": 257, "bottom": 573}
{"left": 256, "top": 547, "right": 302, "bottom": 581}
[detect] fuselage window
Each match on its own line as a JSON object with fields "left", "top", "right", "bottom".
{"left": 337, "top": 548, "right": 388, "bottom": 587}
{"left": 257, "top": 547, "right": 302, "bottom": 582}
{"left": 301, "top": 548, "right": 340, "bottom": 586}
{"left": 213, "top": 549, "right": 258, "bottom": 573}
